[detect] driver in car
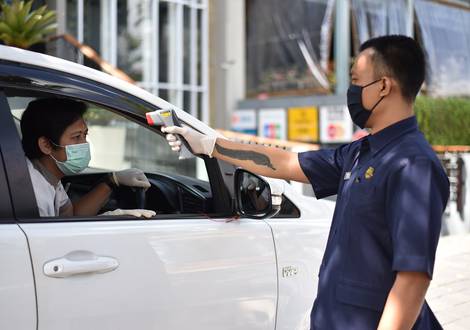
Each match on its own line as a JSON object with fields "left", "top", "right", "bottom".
{"left": 21, "top": 98, "right": 155, "bottom": 218}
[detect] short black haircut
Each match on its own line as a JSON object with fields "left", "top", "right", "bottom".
{"left": 359, "top": 35, "right": 425, "bottom": 102}
{"left": 21, "top": 98, "right": 87, "bottom": 159}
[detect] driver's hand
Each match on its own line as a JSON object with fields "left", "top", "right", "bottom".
{"left": 100, "top": 208, "right": 156, "bottom": 218}
{"left": 161, "top": 125, "right": 217, "bottom": 157}
{"left": 113, "top": 168, "right": 151, "bottom": 189}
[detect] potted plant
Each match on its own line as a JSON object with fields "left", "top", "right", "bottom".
{"left": 0, "top": 0, "right": 56, "bottom": 50}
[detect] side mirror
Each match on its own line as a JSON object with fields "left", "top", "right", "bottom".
{"left": 234, "top": 168, "right": 282, "bottom": 219}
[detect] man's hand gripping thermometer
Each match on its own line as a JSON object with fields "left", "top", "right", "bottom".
{"left": 146, "top": 109, "right": 195, "bottom": 159}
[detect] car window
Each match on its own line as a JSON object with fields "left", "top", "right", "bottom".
{"left": 8, "top": 96, "right": 208, "bottom": 180}
{"left": 273, "top": 195, "right": 300, "bottom": 218}
{"left": 8, "top": 94, "right": 214, "bottom": 219}
{"left": 85, "top": 104, "right": 206, "bottom": 178}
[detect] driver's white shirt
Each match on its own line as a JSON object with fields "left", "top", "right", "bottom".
{"left": 26, "top": 158, "right": 72, "bottom": 217}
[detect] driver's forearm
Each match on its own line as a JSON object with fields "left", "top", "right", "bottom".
{"left": 73, "top": 183, "right": 112, "bottom": 216}
{"left": 212, "top": 138, "right": 308, "bottom": 183}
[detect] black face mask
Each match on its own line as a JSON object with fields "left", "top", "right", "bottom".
{"left": 347, "top": 79, "right": 384, "bottom": 129}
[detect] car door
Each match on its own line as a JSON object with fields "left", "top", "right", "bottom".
{"left": 20, "top": 219, "right": 277, "bottom": 330}
{"left": 0, "top": 93, "right": 37, "bottom": 330}
{"left": 265, "top": 185, "right": 333, "bottom": 330}
{"left": 0, "top": 63, "right": 278, "bottom": 330}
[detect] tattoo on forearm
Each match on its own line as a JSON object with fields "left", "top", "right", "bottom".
{"left": 215, "top": 144, "right": 276, "bottom": 170}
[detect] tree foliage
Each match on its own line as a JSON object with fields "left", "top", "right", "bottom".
{"left": 415, "top": 96, "right": 470, "bottom": 146}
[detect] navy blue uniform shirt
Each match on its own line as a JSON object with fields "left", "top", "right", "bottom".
{"left": 299, "top": 116, "right": 449, "bottom": 330}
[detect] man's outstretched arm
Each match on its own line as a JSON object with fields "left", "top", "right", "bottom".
{"left": 162, "top": 126, "right": 309, "bottom": 183}
{"left": 212, "top": 137, "right": 309, "bottom": 182}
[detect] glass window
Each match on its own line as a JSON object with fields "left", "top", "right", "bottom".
{"left": 66, "top": 0, "right": 78, "bottom": 36}
{"left": 246, "top": 0, "right": 332, "bottom": 97}
{"left": 84, "top": 104, "right": 199, "bottom": 178}
{"left": 414, "top": 0, "right": 470, "bottom": 97}
{"left": 197, "top": 8, "right": 203, "bottom": 86}
{"left": 183, "top": 5, "right": 191, "bottom": 85}
{"left": 83, "top": 0, "right": 102, "bottom": 54}
{"left": 83, "top": 0, "right": 103, "bottom": 69}
{"left": 60, "top": 0, "right": 209, "bottom": 123}
{"left": 273, "top": 195, "right": 300, "bottom": 218}
{"left": 8, "top": 95, "right": 201, "bottom": 179}
{"left": 117, "top": 0, "right": 153, "bottom": 83}
{"left": 351, "top": 0, "right": 408, "bottom": 49}
{"left": 158, "top": 1, "right": 169, "bottom": 84}
{"left": 8, "top": 93, "right": 213, "bottom": 218}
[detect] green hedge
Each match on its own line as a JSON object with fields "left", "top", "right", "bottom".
{"left": 415, "top": 96, "right": 470, "bottom": 146}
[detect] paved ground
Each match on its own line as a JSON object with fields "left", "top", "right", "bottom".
{"left": 427, "top": 234, "right": 470, "bottom": 329}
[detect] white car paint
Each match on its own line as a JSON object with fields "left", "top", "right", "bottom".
{"left": 0, "top": 225, "right": 37, "bottom": 330}
{"left": 0, "top": 45, "right": 334, "bottom": 330}
{"left": 267, "top": 183, "right": 332, "bottom": 330}
{"left": 19, "top": 219, "right": 278, "bottom": 330}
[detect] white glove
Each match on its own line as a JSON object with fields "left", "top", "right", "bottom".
{"left": 113, "top": 168, "right": 151, "bottom": 189}
{"left": 161, "top": 125, "right": 217, "bottom": 157}
{"left": 100, "top": 209, "right": 156, "bottom": 218}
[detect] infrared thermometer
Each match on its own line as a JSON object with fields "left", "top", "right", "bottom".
{"left": 146, "top": 109, "right": 194, "bottom": 159}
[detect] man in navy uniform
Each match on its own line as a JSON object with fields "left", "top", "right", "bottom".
{"left": 162, "top": 35, "right": 449, "bottom": 329}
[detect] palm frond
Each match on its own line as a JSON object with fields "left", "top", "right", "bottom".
{"left": 0, "top": 0, "right": 56, "bottom": 49}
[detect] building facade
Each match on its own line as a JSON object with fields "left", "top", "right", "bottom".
{"left": 48, "top": 0, "right": 209, "bottom": 124}
{"left": 44, "top": 0, "right": 470, "bottom": 141}
{"left": 212, "top": 0, "right": 470, "bottom": 146}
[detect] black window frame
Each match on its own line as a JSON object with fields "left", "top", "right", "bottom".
{"left": 0, "top": 95, "right": 16, "bottom": 223}
{"left": 0, "top": 149, "right": 14, "bottom": 222}
{"left": 273, "top": 195, "right": 301, "bottom": 218}
{"left": 0, "top": 60, "right": 232, "bottom": 222}
{"left": 0, "top": 90, "right": 38, "bottom": 220}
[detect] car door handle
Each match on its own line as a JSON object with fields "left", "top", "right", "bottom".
{"left": 43, "top": 250, "right": 119, "bottom": 278}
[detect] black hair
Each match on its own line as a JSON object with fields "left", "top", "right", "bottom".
{"left": 21, "top": 98, "right": 87, "bottom": 159}
{"left": 359, "top": 35, "right": 425, "bottom": 102}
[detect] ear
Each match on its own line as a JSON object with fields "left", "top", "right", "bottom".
{"left": 38, "top": 136, "right": 53, "bottom": 156}
{"left": 379, "top": 77, "right": 392, "bottom": 97}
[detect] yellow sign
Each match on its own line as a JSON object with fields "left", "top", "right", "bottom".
{"left": 288, "top": 107, "right": 319, "bottom": 142}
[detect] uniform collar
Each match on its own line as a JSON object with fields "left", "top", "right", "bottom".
{"left": 367, "top": 116, "right": 418, "bottom": 155}
{"left": 31, "top": 158, "right": 61, "bottom": 186}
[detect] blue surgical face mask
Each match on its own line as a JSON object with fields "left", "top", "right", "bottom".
{"left": 50, "top": 142, "right": 91, "bottom": 175}
{"left": 347, "top": 79, "right": 384, "bottom": 129}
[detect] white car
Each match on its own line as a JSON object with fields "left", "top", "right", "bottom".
{"left": 0, "top": 45, "right": 333, "bottom": 330}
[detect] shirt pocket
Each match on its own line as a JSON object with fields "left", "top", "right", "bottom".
{"left": 336, "top": 278, "right": 388, "bottom": 312}
{"left": 348, "top": 175, "right": 378, "bottom": 211}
